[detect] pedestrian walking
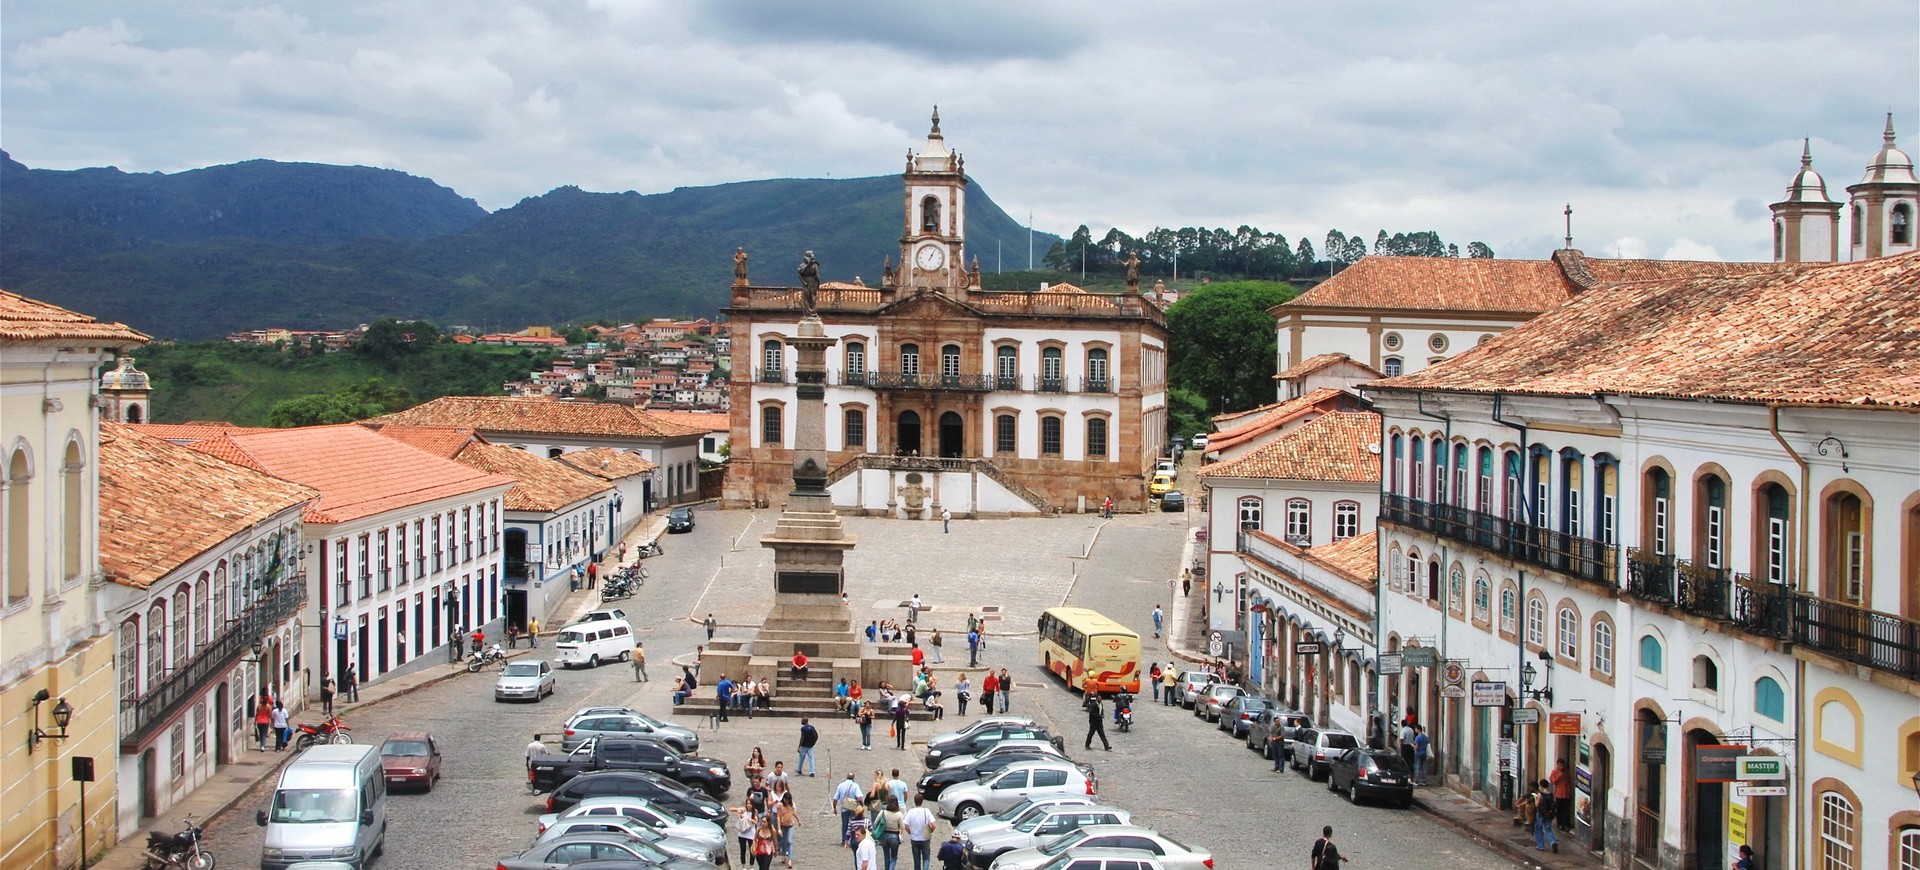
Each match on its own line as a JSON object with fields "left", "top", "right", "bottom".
{"left": 852, "top": 821, "right": 876, "bottom": 870}
{"left": 271, "top": 701, "right": 290, "bottom": 751}
{"left": 705, "top": 613, "right": 718, "bottom": 640}
{"left": 1533, "top": 780, "right": 1560, "bottom": 853}
{"left": 319, "top": 676, "right": 335, "bottom": 715}
{"left": 997, "top": 668, "right": 1013, "bottom": 713}
{"left": 776, "top": 792, "right": 799, "bottom": 867}
{"left": 1101, "top": 496, "right": 1113, "bottom": 519}
{"left": 1412, "top": 724, "right": 1431, "bottom": 785}
{"left": 716, "top": 673, "right": 734, "bottom": 723}
{"left": 892, "top": 698, "right": 910, "bottom": 750}
{"left": 528, "top": 616, "right": 540, "bottom": 648}
{"left": 904, "top": 797, "right": 937, "bottom": 870}
{"left": 341, "top": 665, "right": 359, "bottom": 702}
{"left": 1082, "top": 684, "right": 1111, "bottom": 751}
{"left": 252, "top": 695, "right": 273, "bottom": 750}
{"left": 1151, "top": 605, "right": 1163, "bottom": 638}
{"left": 1311, "top": 826, "right": 1349, "bottom": 869}
{"left": 940, "top": 507, "right": 950, "bottom": 533}
{"left": 1399, "top": 720, "right": 1417, "bottom": 771}
{"left": 928, "top": 629, "right": 944, "bottom": 663}
{"left": 1181, "top": 569, "right": 1192, "bottom": 597}
{"left": 834, "top": 774, "right": 865, "bottom": 846}
{"left": 966, "top": 629, "right": 980, "bottom": 667}
{"left": 526, "top": 735, "right": 546, "bottom": 769}
{"left": 752, "top": 819, "right": 778, "bottom": 870}
{"left": 937, "top": 832, "right": 965, "bottom": 870}
{"left": 619, "top": 542, "right": 628, "bottom": 563}
{"left": 856, "top": 703, "right": 875, "bottom": 749}
{"left": 979, "top": 671, "right": 998, "bottom": 718}
{"left": 1161, "top": 665, "right": 1178, "bottom": 706}
{"left": 954, "top": 675, "right": 970, "bottom": 716}
{"left": 505, "top": 623, "right": 519, "bottom": 649}
{"left": 586, "top": 562, "right": 598, "bottom": 589}
{"left": 797, "top": 718, "right": 819, "bottom": 776}
{"left": 633, "top": 641, "right": 648, "bottom": 681}
{"left": 735, "top": 805, "right": 757, "bottom": 866}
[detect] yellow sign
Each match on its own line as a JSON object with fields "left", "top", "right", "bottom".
{"left": 1728, "top": 802, "right": 1748, "bottom": 847}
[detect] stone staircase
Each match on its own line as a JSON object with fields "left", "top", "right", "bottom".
{"left": 824, "top": 454, "right": 1057, "bottom": 516}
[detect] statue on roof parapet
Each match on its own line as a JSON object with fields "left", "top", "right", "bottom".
{"left": 733, "top": 247, "right": 749, "bottom": 286}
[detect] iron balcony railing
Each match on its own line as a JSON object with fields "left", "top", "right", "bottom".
{"left": 1625, "top": 550, "right": 1732, "bottom": 620}
{"left": 504, "top": 559, "right": 532, "bottom": 582}
{"left": 1730, "top": 573, "right": 1791, "bottom": 639}
{"left": 1380, "top": 494, "right": 1614, "bottom": 587}
{"left": 1792, "top": 595, "right": 1920, "bottom": 680}
{"left": 834, "top": 371, "right": 1120, "bottom": 394}
{"left": 1625, "top": 550, "right": 1675, "bottom": 603}
{"left": 864, "top": 370, "right": 996, "bottom": 391}
{"left": 755, "top": 368, "right": 788, "bottom": 384}
{"left": 121, "top": 576, "right": 308, "bottom": 749}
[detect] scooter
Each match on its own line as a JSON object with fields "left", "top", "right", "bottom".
{"left": 1113, "top": 693, "right": 1135, "bottom": 733}
{"left": 142, "top": 817, "right": 214, "bottom": 870}
{"left": 600, "top": 579, "right": 634, "bottom": 602}
{"left": 292, "top": 715, "right": 353, "bottom": 750}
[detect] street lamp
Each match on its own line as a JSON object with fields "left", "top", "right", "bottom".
{"left": 1520, "top": 649, "right": 1553, "bottom": 703}
{"left": 26, "top": 689, "right": 73, "bottom": 752}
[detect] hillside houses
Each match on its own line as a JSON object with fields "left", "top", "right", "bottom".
{"left": 502, "top": 318, "right": 731, "bottom": 413}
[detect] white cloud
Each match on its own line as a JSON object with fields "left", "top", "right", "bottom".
{"left": 2, "top": 1, "right": 1916, "bottom": 262}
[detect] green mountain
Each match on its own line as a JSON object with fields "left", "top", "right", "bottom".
{"left": 0, "top": 153, "right": 1060, "bottom": 340}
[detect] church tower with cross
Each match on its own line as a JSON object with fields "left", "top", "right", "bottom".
{"left": 895, "top": 108, "right": 971, "bottom": 295}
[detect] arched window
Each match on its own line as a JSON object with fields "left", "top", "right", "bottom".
{"left": 1852, "top": 204, "right": 1864, "bottom": 245}
{"left": 119, "top": 618, "right": 141, "bottom": 703}
{"left": 1754, "top": 676, "right": 1786, "bottom": 722}
{"left": 1773, "top": 219, "right": 1784, "bottom": 259}
{"left": 547, "top": 447, "right": 564, "bottom": 459}
{"left": 1595, "top": 459, "right": 1619, "bottom": 546}
{"left": 1639, "top": 634, "right": 1664, "bottom": 674}
{"left": 1388, "top": 434, "right": 1404, "bottom": 495}
{"left": 1476, "top": 446, "right": 1494, "bottom": 512}
{"left": 1333, "top": 501, "right": 1359, "bottom": 540}
{"left": 1698, "top": 474, "right": 1727, "bottom": 570}
{"left": 1894, "top": 203, "right": 1913, "bottom": 245}
{"left": 843, "top": 409, "right": 866, "bottom": 450}
{"left": 1472, "top": 573, "right": 1491, "bottom": 623}
{"left": 126, "top": 404, "right": 143, "bottom": 423}
{"left": 171, "top": 587, "right": 191, "bottom": 667}
{"left": 194, "top": 576, "right": 210, "bottom": 651}
{"left": 1825, "top": 490, "right": 1866, "bottom": 602}
{"left": 995, "top": 346, "right": 1018, "bottom": 387}
{"left": 1448, "top": 564, "right": 1465, "bottom": 614}
{"left": 1406, "top": 550, "right": 1423, "bottom": 598}
{"left": 1086, "top": 348, "right": 1110, "bottom": 390}
{"left": 1285, "top": 499, "right": 1312, "bottom": 542}
{"left": 1431, "top": 436, "right": 1447, "bottom": 503}
{"left": 1383, "top": 357, "right": 1403, "bottom": 377}
{"left": 940, "top": 344, "right": 962, "bottom": 384}
{"left": 1039, "top": 416, "right": 1062, "bottom": 455}
{"left": 146, "top": 602, "right": 167, "bottom": 689}
{"left": 1410, "top": 439, "right": 1425, "bottom": 500}
{"left": 1525, "top": 594, "right": 1547, "bottom": 648}
{"left": 1499, "top": 584, "right": 1518, "bottom": 635}
{"left": 921, "top": 195, "right": 941, "bottom": 234}
{"left": 762, "top": 339, "right": 783, "bottom": 381}
{"left": 63, "top": 442, "right": 83, "bottom": 582}
{"left": 1896, "top": 826, "right": 1919, "bottom": 870}
{"left": 1592, "top": 619, "right": 1615, "bottom": 676}
{"left": 1692, "top": 654, "right": 1719, "bottom": 692}
{"left": 1556, "top": 605, "right": 1579, "bottom": 661}
{"left": 844, "top": 341, "right": 866, "bottom": 385}
{"left": 1562, "top": 454, "right": 1584, "bottom": 537}
{"left": 1818, "top": 791, "right": 1857, "bottom": 869}
{"left": 994, "top": 414, "right": 1017, "bottom": 454}
{"left": 761, "top": 405, "right": 783, "bottom": 446}
{"left": 1646, "top": 467, "right": 1673, "bottom": 556}
{"left": 8, "top": 449, "right": 32, "bottom": 603}
{"left": 1504, "top": 450, "right": 1524, "bottom": 521}
{"left": 899, "top": 343, "right": 920, "bottom": 377}
{"left": 1040, "top": 347, "right": 1064, "bottom": 390}
{"left": 1085, "top": 417, "right": 1108, "bottom": 458}
{"left": 1760, "top": 482, "right": 1791, "bottom": 584}
{"left": 1238, "top": 497, "right": 1263, "bottom": 530}
{"left": 212, "top": 564, "right": 228, "bottom": 625}
{"left": 1452, "top": 443, "right": 1468, "bottom": 507}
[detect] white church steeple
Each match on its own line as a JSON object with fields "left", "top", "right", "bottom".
{"left": 1769, "top": 139, "right": 1841, "bottom": 262}
{"left": 899, "top": 107, "right": 969, "bottom": 294}
{"left": 1845, "top": 114, "right": 1919, "bottom": 260}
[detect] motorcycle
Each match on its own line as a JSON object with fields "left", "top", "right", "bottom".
{"left": 614, "top": 565, "right": 648, "bottom": 585}
{"left": 1113, "top": 693, "right": 1135, "bottom": 733}
{"left": 600, "top": 579, "right": 635, "bottom": 602}
{"left": 465, "top": 645, "right": 507, "bottom": 673}
{"left": 142, "top": 817, "right": 214, "bottom": 870}
{"left": 635, "top": 539, "right": 664, "bottom": 559}
{"left": 292, "top": 715, "right": 353, "bottom": 750}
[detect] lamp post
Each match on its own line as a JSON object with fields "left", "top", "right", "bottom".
{"left": 25, "top": 689, "right": 72, "bottom": 752}
{"left": 1517, "top": 649, "right": 1552, "bottom": 801}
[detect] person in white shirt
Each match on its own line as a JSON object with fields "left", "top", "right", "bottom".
{"left": 833, "top": 774, "right": 865, "bottom": 846}
{"left": 852, "top": 820, "right": 877, "bottom": 870}
{"left": 525, "top": 736, "right": 546, "bottom": 769}
{"left": 903, "top": 797, "right": 939, "bottom": 870}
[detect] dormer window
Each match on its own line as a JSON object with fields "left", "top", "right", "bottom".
{"left": 922, "top": 196, "right": 941, "bottom": 234}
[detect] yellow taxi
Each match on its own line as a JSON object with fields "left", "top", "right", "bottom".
{"left": 1149, "top": 472, "right": 1176, "bottom": 497}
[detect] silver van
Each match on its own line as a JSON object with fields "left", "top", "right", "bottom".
{"left": 257, "top": 744, "right": 388, "bottom": 869}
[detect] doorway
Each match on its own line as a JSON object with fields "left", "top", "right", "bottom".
{"left": 1588, "top": 743, "right": 1611, "bottom": 853}
{"left": 140, "top": 748, "right": 158, "bottom": 820}
{"left": 938, "top": 412, "right": 964, "bottom": 458}
{"left": 214, "top": 682, "right": 231, "bottom": 765}
{"left": 377, "top": 608, "right": 391, "bottom": 674}
{"left": 1635, "top": 709, "right": 1666, "bottom": 867}
{"left": 1685, "top": 729, "right": 1724, "bottom": 870}
{"left": 897, "top": 411, "right": 922, "bottom": 456}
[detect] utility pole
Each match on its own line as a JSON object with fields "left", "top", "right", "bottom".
{"left": 1028, "top": 211, "right": 1034, "bottom": 271}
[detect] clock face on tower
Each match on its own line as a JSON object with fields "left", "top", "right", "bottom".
{"left": 915, "top": 244, "right": 946, "bottom": 271}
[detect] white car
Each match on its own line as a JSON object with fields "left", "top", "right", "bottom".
{"left": 1190, "top": 433, "right": 1209, "bottom": 450}
{"left": 954, "top": 796, "right": 1099, "bottom": 839}
{"left": 937, "top": 760, "right": 1094, "bottom": 823}
{"left": 962, "top": 804, "right": 1130, "bottom": 868}
{"left": 536, "top": 796, "right": 726, "bottom": 850}
{"left": 988, "top": 825, "right": 1212, "bottom": 870}
{"left": 494, "top": 659, "right": 555, "bottom": 702}
{"left": 937, "top": 738, "right": 1064, "bottom": 770}
{"left": 1155, "top": 459, "right": 1177, "bottom": 480}
{"left": 532, "top": 814, "right": 727, "bottom": 866}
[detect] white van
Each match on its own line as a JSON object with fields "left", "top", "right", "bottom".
{"left": 256, "top": 744, "right": 387, "bottom": 869}
{"left": 553, "top": 618, "right": 634, "bottom": 668}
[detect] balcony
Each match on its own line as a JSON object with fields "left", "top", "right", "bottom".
{"left": 756, "top": 368, "right": 788, "bottom": 384}
{"left": 864, "top": 370, "right": 996, "bottom": 391}
{"left": 121, "top": 577, "right": 309, "bottom": 749}
{"left": 1380, "top": 494, "right": 1614, "bottom": 588}
{"left": 1082, "top": 378, "right": 1112, "bottom": 394}
{"left": 1792, "top": 596, "right": 1920, "bottom": 680}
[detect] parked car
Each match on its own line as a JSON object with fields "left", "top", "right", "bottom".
{"left": 1174, "top": 671, "right": 1219, "bottom": 708}
{"left": 1217, "top": 695, "right": 1276, "bottom": 739}
{"left": 1191, "top": 433, "right": 1209, "bottom": 450}
{"left": 543, "top": 771, "right": 725, "bottom": 822}
{"left": 953, "top": 796, "right": 1099, "bottom": 839}
{"left": 377, "top": 732, "right": 442, "bottom": 792}
{"left": 1327, "top": 747, "right": 1416, "bottom": 807}
{"left": 1289, "top": 728, "right": 1362, "bottom": 781}
{"left": 536, "top": 796, "right": 726, "bottom": 850}
{"left": 1148, "top": 473, "right": 1175, "bottom": 497}
{"left": 1160, "top": 491, "right": 1186, "bottom": 512}
{"left": 987, "top": 825, "right": 1212, "bottom": 870}
{"left": 923, "top": 723, "right": 1055, "bottom": 768}
{"left": 1027, "top": 847, "right": 1170, "bottom": 870}
{"left": 927, "top": 717, "right": 1038, "bottom": 748}
{"left": 667, "top": 507, "right": 696, "bottom": 533}
{"left": 936, "top": 738, "right": 1064, "bottom": 771}
{"left": 935, "top": 760, "right": 1095, "bottom": 823}
{"left": 1169, "top": 436, "right": 1187, "bottom": 452}
{"left": 532, "top": 814, "right": 728, "bottom": 866}
{"left": 1155, "top": 459, "right": 1177, "bottom": 480}
{"left": 495, "top": 832, "right": 714, "bottom": 870}
{"left": 919, "top": 747, "right": 1069, "bottom": 801}
{"left": 1244, "top": 709, "right": 1313, "bottom": 758}
{"left": 961, "top": 803, "right": 1130, "bottom": 868}
{"left": 1193, "top": 683, "right": 1244, "bottom": 722}
{"left": 563, "top": 707, "right": 701, "bottom": 753}
{"left": 580, "top": 607, "right": 628, "bottom": 623}
{"left": 530, "top": 736, "right": 731, "bottom": 797}
{"left": 495, "top": 660, "right": 556, "bottom": 703}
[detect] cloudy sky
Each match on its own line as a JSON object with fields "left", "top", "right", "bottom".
{"left": 6, "top": 1, "right": 1916, "bottom": 262}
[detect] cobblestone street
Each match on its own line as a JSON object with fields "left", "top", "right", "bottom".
{"left": 196, "top": 505, "right": 1516, "bottom": 869}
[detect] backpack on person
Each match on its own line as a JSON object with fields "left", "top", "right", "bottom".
{"left": 1311, "top": 837, "right": 1342, "bottom": 870}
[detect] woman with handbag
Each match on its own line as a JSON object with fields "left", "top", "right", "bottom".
{"left": 876, "top": 797, "right": 905, "bottom": 870}
{"left": 776, "top": 792, "right": 799, "bottom": 868}
{"left": 751, "top": 820, "right": 778, "bottom": 870}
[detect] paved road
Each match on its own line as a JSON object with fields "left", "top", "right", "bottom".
{"left": 198, "top": 505, "right": 1514, "bottom": 869}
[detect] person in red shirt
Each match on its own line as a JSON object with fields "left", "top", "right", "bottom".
{"left": 791, "top": 651, "right": 810, "bottom": 681}
{"left": 980, "top": 671, "right": 999, "bottom": 718}
{"left": 910, "top": 646, "right": 925, "bottom": 667}
{"left": 1550, "top": 759, "right": 1574, "bottom": 832}
{"left": 470, "top": 628, "right": 484, "bottom": 651}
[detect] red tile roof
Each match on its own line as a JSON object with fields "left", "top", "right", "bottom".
{"left": 1276, "top": 251, "right": 1789, "bottom": 316}
{"left": 189, "top": 424, "right": 514, "bottom": 524}
{"left": 644, "top": 410, "right": 731, "bottom": 433}
{"left": 358, "top": 424, "right": 484, "bottom": 459}
{"left": 1200, "top": 411, "right": 1382, "bottom": 483}
{"left": 128, "top": 422, "right": 276, "bottom": 444}
{"left": 372, "top": 396, "right": 708, "bottom": 439}
{"left": 554, "top": 448, "right": 658, "bottom": 480}
{"left": 1311, "top": 531, "right": 1378, "bottom": 586}
{"left": 1205, "top": 388, "right": 1362, "bottom": 454}
{"left": 1375, "top": 251, "right": 1920, "bottom": 408}
{"left": 452, "top": 442, "right": 613, "bottom": 512}
{"left": 98, "top": 423, "right": 317, "bottom": 588}
{"left": 0, "top": 289, "right": 149, "bottom": 344}
{"left": 1273, "top": 353, "right": 1379, "bottom": 381}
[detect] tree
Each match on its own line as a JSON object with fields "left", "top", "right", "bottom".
{"left": 1165, "top": 387, "right": 1210, "bottom": 444}
{"left": 1165, "top": 280, "right": 1298, "bottom": 420}
{"left": 1467, "top": 241, "right": 1496, "bottom": 259}
{"left": 1294, "top": 238, "right": 1316, "bottom": 270}
{"left": 337, "top": 377, "right": 414, "bottom": 411}
{"left": 355, "top": 319, "right": 440, "bottom": 363}
{"left": 267, "top": 393, "right": 384, "bottom": 427}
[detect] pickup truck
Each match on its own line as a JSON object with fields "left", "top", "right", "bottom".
{"left": 530, "top": 736, "right": 732, "bottom": 798}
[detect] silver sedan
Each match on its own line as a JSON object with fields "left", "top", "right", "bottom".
{"left": 495, "top": 660, "right": 555, "bottom": 702}
{"left": 988, "top": 825, "right": 1212, "bottom": 870}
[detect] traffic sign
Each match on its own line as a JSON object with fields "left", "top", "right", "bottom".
{"left": 1207, "top": 632, "right": 1224, "bottom": 657}
{"left": 1736, "top": 756, "right": 1787, "bottom": 781}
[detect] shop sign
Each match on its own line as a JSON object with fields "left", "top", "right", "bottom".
{"left": 1294, "top": 641, "right": 1323, "bottom": 655}
{"left": 1736, "top": 756, "right": 1786, "bottom": 781}
{"left": 1377, "top": 653, "right": 1404, "bottom": 675}
{"left": 1400, "top": 647, "right": 1438, "bottom": 667}
{"left": 1470, "top": 680, "right": 1507, "bottom": 707}
{"left": 1696, "top": 745, "right": 1743, "bottom": 783}
{"left": 1549, "top": 712, "right": 1583, "bottom": 735}
{"left": 1511, "top": 708, "right": 1540, "bottom": 725}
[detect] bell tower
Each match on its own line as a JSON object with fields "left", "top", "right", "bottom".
{"left": 899, "top": 107, "right": 968, "bottom": 293}
{"left": 1845, "top": 114, "right": 1920, "bottom": 260}
{"left": 1769, "top": 140, "right": 1840, "bottom": 262}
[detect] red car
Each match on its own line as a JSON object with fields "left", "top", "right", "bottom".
{"left": 379, "top": 732, "right": 442, "bottom": 792}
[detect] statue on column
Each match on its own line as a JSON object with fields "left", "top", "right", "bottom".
{"left": 1124, "top": 251, "right": 1141, "bottom": 293}
{"left": 798, "top": 251, "right": 821, "bottom": 315}
{"left": 733, "top": 247, "right": 749, "bottom": 286}
{"left": 882, "top": 256, "right": 895, "bottom": 289}
{"left": 969, "top": 256, "right": 982, "bottom": 288}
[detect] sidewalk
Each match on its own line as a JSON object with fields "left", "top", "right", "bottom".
{"left": 1412, "top": 786, "right": 1603, "bottom": 870}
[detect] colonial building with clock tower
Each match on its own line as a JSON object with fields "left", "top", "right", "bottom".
{"left": 724, "top": 111, "right": 1171, "bottom": 516}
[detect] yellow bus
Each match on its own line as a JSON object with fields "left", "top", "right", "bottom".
{"left": 1037, "top": 607, "right": 1141, "bottom": 694}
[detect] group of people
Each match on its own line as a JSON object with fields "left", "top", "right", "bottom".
{"left": 732, "top": 748, "right": 801, "bottom": 870}
{"left": 251, "top": 689, "right": 292, "bottom": 751}
{"left": 1397, "top": 719, "right": 1433, "bottom": 785}
{"left": 1513, "top": 758, "right": 1576, "bottom": 853}
{"left": 712, "top": 673, "right": 776, "bottom": 720}
{"left": 316, "top": 668, "right": 357, "bottom": 714}
{"left": 832, "top": 768, "right": 953, "bottom": 870}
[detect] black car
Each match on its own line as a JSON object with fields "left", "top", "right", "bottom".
{"left": 1160, "top": 491, "right": 1187, "bottom": 512}
{"left": 1327, "top": 748, "right": 1415, "bottom": 807}
{"left": 545, "top": 771, "right": 725, "bottom": 822}
{"left": 666, "top": 507, "right": 695, "bottom": 533}
{"left": 922, "top": 724, "right": 1058, "bottom": 768}
{"left": 916, "top": 748, "right": 1076, "bottom": 801}
{"left": 531, "top": 736, "right": 731, "bottom": 797}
